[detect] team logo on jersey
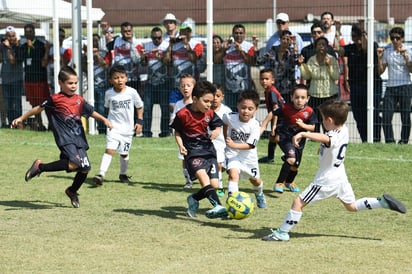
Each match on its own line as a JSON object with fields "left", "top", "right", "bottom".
{"left": 205, "top": 116, "right": 211, "bottom": 123}
{"left": 76, "top": 99, "right": 81, "bottom": 105}
{"left": 230, "top": 129, "right": 250, "bottom": 142}
{"left": 303, "top": 111, "right": 309, "bottom": 119}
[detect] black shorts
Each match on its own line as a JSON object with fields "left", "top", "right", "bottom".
{"left": 185, "top": 155, "right": 218, "bottom": 181}
{"left": 279, "top": 140, "right": 304, "bottom": 167}
{"left": 59, "top": 144, "right": 91, "bottom": 172}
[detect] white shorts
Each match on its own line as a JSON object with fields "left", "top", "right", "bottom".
{"left": 106, "top": 131, "right": 133, "bottom": 155}
{"left": 299, "top": 180, "right": 356, "bottom": 205}
{"left": 226, "top": 157, "right": 260, "bottom": 180}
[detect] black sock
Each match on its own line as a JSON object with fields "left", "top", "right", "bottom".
{"left": 276, "top": 162, "right": 291, "bottom": 183}
{"left": 204, "top": 185, "right": 221, "bottom": 206}
{"left": 71, "top": 172, "right": 88, "bottom": 192}
{"left": 40, "top": 159, "right": 69, "bottom": 172}
{"left": 286, "top": 170, "right": 298, "bottom": 184}
{"left": 192, "top": 186, "right": 207, "bottom": 201}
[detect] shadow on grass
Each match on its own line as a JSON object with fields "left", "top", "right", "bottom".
{"left": 0, "top": 200, "right": 66, "bottom": 210}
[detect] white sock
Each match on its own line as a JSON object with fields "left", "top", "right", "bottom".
{"left": 253, "top": 181, "right": 263, "bottom": 195}
{"left": 218, "top": 171, "right": 223, "bottom": 188}
{"left": 99, "top": 153, "right": 112, "bottom": 177}
{"left": 227, "top": 181, "right": 239, "bottom": 195}
{"left": 355, "top": 197, "right": 383, "bottom": 211}
{"left": 279, "top": 209, "right": 302, "bottom": 233}
{"left": 120, "top": 155, "right": 129, "bottom": 175}
{"left": 183, "top": 168, "right": 192, "bottom": 183}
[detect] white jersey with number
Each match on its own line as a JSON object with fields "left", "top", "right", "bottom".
{"left": 222, "top": 112, "right": 260, "bottom": 165}
{"left": 313, "top": 125, "right": 349, "bottom": 186}
{"left": 105, "top": 86, "right": 143, "bottom": 136}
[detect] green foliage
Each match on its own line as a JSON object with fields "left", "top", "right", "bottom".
{"left": 0, "top": 129, "right": 411, "bottom": 273}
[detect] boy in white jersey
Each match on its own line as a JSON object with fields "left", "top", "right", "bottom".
{"left": 262, "top": 100, "right": 406, "bottom": 241}
{"left": 211, "top": 84, "right": 232, "bottom": 197}
{"left": 222, "top": 90, "right": 267, "bottom": 208}
{"left": 93, "top": 65, "right": 143, "bottom": 185}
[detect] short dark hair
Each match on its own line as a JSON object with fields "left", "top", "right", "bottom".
{"left": 151, "top": 27, "right": 162, "bottom": 34}
{"left": 314, "top": 36, "right": 329, "bottom": 47}
{"left": 318, "top": 100, "right": 349, "bottom": 126}
{"left": 311, "top": 22, "right": 325, "bottom": 33}
{"left": 213, "top": 83, "right": 224, "bottom": 94}
{"left": 351, "top": 24, "right": 363, "bottom": 37}
{"left": 260, "top": 68, "right": 274, "bottom": 76}
{"left": 291, "top": 83, "right": 309, "bottom": 96}
{"left": 109, "top": 65, "right": 127, "bottom": 78}
{"left": 24, "top": 23, "right": 35, "bottom": 32}
{"left": 280, "top": 30, "right": 292, "bottom": 37}
{"left": 321, "top": 11, "right": 334, "bottom": 20}
{"left": 120, "top": 21, "right": 133, "bottom": 29}
{"left": 232, "top": 24, "right": 245, "bottom": 33}
{"left": 58, "top": 66, "right": 77, "bottom": 82}
{"left": 213, "top": 35, "right": 223, "bottom": 43}
{"left": 193, "top": 80, "right": 216, "bottom": 98}
{"left": 389, "top": 27, "right": 404, "bottom": 38}
{"left": 238, "top": 90, "right": 260, "bottom": 107}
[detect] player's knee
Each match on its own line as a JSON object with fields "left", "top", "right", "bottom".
{"left": 286, "top": 157, "right": 296, "bottom": 166}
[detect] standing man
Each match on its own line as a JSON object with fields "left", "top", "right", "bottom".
{"left": 266, "top": 13, "right": 304, "bottom": 53}
{"left": 106, "top": 21, "right": 143, "bottom": 97}
{"left": 343, "top": 24, "right": 382, "bottom": 143}
{"left": 18, "top": 23, "right": 50, "bottom": 131}
{"left": 214, "top": 24, "right": 255, "bottom": 110}
{"left": 377, "top": 27, "right": 412, "bottom": 144}
{"left": 163, "top": 23, "right": 203, "bottom": 93}
{"left": 161, "top": 13, "right": 180, "bottom": 42}
{"left": 141, "top": 27, "right": 170, "bottom": 137}
{"left": 0, "top": 26, "right": 23, "bottom": 128}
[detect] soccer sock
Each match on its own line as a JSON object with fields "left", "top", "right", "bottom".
{"left": 99, "top": 153, "right": 112, "bottom": 176}
{"left": 285, "top": 170, "right": 298, "bottom": 184}
{"left": 120, "top": 155, "right": 129, "bottom": 175}
{"left": 183, "top": 168, "right": 192, "bottom": 183}
{"left": 268, "top": 141, "right": 276, "bottom": 159}
{"left": 253, "top": 181, "right": 264, "bottom": 195}
{"left": 279, "top": 209, "right": 302, "bottom": 233}
{"left": 218, "top": 171, "right": 223, "bottom": 189}
{"left": 276, "top": 162, "right": 291, "bottom": 183}
{"left": 40, "top": 159, "right": 69, "bottom": 172}
{"left": 355, "top": 197, "right": 383, "bottom": 211}
{"left": 70, "top": 172, "right": 88, "bottom": 192}
{"left": 227, "top": 181, "right": 239, "bottom": 195}
{"left": 204, "top": 185, "right": 221, "bottom": 206}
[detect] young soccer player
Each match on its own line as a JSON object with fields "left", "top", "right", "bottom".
{"left": 11, "top": 66, "right": 112, "bottom": 208}
{"left": 211, "top": 84, "right": 232, "bottom": 197}
{"left": 223, "top": 90, "right": 267, "bottom": 208}
{"left": 170, "top": 80, "right": 227, "bottom": 219}
{"left": 93, "top": 65, "right": 143, "bottom": 185}
{"left": 262, "top": 100, "right": 406, "bottom": 242}
{"left": 258, "top": 68, "right": 285, "bottom": 164}
{"left": 261, "top": 84, "right": 316, "bottom": 194}
{"left": 170, "top": 74, "right": 196, "bottom": 189}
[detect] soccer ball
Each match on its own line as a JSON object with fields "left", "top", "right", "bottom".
{"left": 225, "top": 191, "right": 254, "bottom": 220}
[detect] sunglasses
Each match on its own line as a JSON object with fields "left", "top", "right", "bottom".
{"left": 151, "top": 36, "right": 162, "bottom": 40}
{"left": 276, "top": 20, "right": 287, "bottom": 25}
{"left": 390, "top": 36, "right": 401, "bottom": 41}
{"left": 106, "top": 30, "right": 114, "bottom": 34}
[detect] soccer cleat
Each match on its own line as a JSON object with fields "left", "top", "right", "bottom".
{"left": 183, "top": 181, "right": 193, "bottom": 189}
{"left": 285, "top": 182, "right": 300, "bottom": 193}
{"left": 205, "top": 205, "right": 228, "bottom": 219}
{"left": 274, "top": 182, "right": 285, "bottom": 193}
{"left": 255, "top": 193, "right": 267, "bottom": 208}
{"left": 187, "top": 194, "right": 199, "bottom": 218}
{"left": 381, "top": 194, "right": 406, "bottom": 214}
{"left": 216, "top": 188, "right": 225, "bottom": 197}
{"left": 92, "top": 174, "right": 104, "bottom": 186}
{"left": 65, "top": 187, "right": 80, "bottom": 208}
{"left": 258, "top": 156, "right": 274, "bottom": 164}
{"left": 25, "top": 159, "right": 43, "bottom": 182}
{"left": 119, "top": 174, "right": 132, "bottom": 183}
{"left": 262, "top": 228, "right": 290, "bottom": 241}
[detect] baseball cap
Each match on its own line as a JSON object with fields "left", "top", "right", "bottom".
{"left": 276, "top": 13, "right": 289, "bottom": 23}
{"left": 179, "top": 23, "right": 192, "bottom": 31}
{"left": 6, "top": 26, "right": 16, "bottom": 33}
{"left": 161, "top": 13, "right": 180, "bottom": 24}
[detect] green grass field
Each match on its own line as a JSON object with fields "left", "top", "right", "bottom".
{"left": 0, "top": 129, "right": 411, "bottom": 273}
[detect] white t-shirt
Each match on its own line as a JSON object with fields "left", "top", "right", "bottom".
{"left": 222, "top": 112, "right": 260, "bottom": 165}
{"left": 170, "top": 98, "right": 192, "bottom": 123}
{"left": 212, "top": 104, "right": 232, "bottom": 163}
{"left": 105, "top": 86, "right": 143, "bottom": 136}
